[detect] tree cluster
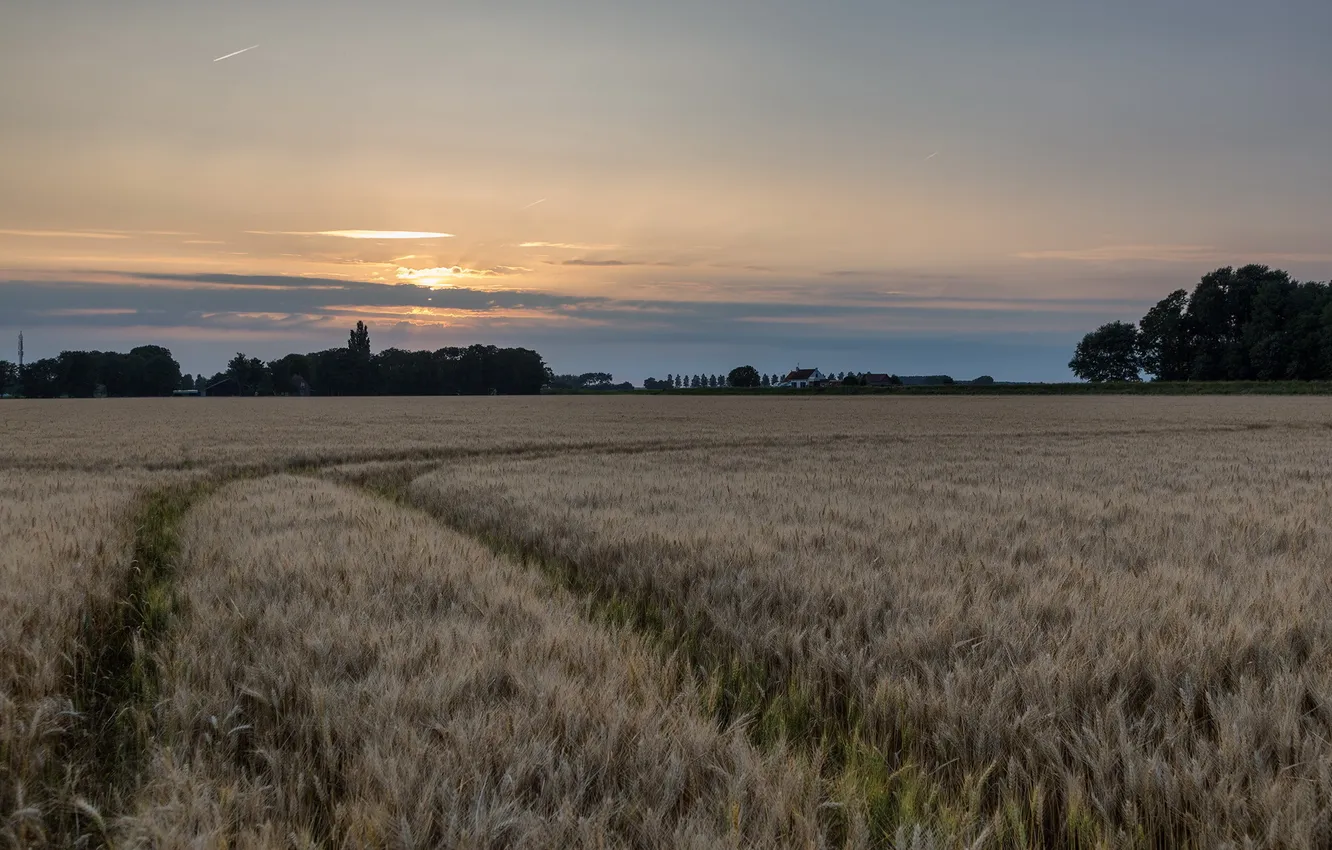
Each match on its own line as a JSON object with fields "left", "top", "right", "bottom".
{"left": 643, "top": 366, "right": 762, "bottom": 388}
{"left": 227, "top": 345, "right": 549, "bottom": 397}
{"left": 546, "top": 372, "right": 628, "bottom": 390}
{"left": 727, "top": 365, "right": 761, "bottom": 387}
{"left": 5, "top": 345, "right": 183, "bottom": 398}
{"left": 0, "top": 359, "right": 16, "bottom": 394}
{"left": 6, "top": 323, "right": 551, "bottom": 397}
{"left": 1071, "top": 266, "right": 1332, "bottom": 382}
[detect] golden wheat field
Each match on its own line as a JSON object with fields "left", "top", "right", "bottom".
{"left": 4, "top": 395, "right": 1332, "bottom": 848}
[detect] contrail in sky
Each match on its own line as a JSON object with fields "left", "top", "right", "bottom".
{"left": 925, "top": 151, "right": 939, "bottom": 160}
{"left": 214, "top": 45, "right": 259, "bottom": 62}
{"left": 522, "top": 198, "right": 548, "bottom": 209}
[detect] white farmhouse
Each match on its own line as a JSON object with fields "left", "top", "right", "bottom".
{"left": 779, "top": 368, "right": 826, "bottom": 388}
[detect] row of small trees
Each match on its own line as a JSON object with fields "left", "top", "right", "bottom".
{"left": 642, "top": 370, "right": 903, "bottom": 389}
{"left": 643, "top": 373, "right": 745, "bottom": 389}
{"left": 1071, "top": 265, "right": 1332, "bottom": 382}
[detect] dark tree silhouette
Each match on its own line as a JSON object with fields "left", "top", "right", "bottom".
{"left": 1081, "top": 265, "right": 1332, "bottom": 382}
{"left": 11, "top": 327, "right": 550, "bottom": 398}
{"left": 348, "top": 321, "right": 371, "bottom": 357}
{"left": 1070, "top": 321, "right": 1142, "bottom": 382}
{"left": 728, "top": 365, "right": 761, "bottom": 388}
{"left": 546, "top": 372, "right": 616, "bottom": 390}
{"left": 12, "top": 347, "right": 184, "bottom": 397}
{"left": 1136, "top": 289, "right": 1192, "bottom": 380}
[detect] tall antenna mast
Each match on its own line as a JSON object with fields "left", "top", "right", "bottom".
{"left": 14, "top": 331, "right": 22, "bottom": 396}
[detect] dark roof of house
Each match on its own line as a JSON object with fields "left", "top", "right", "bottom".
{"left": 784, "top": 368, "right": 818, "bottom": 381}
{"left": 864, "top": 373, "right": 893, "bottom": 383}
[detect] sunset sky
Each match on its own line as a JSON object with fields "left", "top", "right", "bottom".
{"left": 3, "top": 0, "right": 1331, "bottom": 381}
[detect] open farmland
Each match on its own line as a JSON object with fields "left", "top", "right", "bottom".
{"left": 3, "top": 396, "right": 1332, "bottom": 848}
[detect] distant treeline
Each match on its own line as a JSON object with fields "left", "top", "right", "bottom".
{"left": 545, "top": 372, "right": 635, "bottom": 391}
{"left": 1, "top": 323, "right": 550, "bottom": 397}
{"left": 639, "top": 373, "right": 988, "bottom": 389}
{"left": 1072, "top": 265, "right": 1332, "bottom": 382}
{"left": 2, "top": 345, "right": 183, "bottom": 398}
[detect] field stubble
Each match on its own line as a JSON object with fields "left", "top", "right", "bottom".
{"left": 0, "top": 472, "right": 156, "bottom": 845}
{"left": 124, "top": 476, "right": 825, "bottom": 848}
{"left": 3, "top": 395, "right": 1330, "bottom": 470}
{"left": 4, "top": 396, "right": 1332, "bottom": 847}
{"left": 403, "top": 405, "right": 1332, "bottom": 846}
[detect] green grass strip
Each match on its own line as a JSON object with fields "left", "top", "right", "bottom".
{"left": 61, "top": 481, "right": 209, "bottom": 846}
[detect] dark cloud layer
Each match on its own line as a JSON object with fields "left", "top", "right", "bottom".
{"left": 1, "top": 274, "right": 594, "bottom": 323}
{"left": 0, "top": 272, "right": 1148, "bottom": 329}
{"left": 0, "top": 273, "right": 1150, "bottom": 383}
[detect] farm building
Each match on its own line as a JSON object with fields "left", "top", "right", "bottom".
{"left": 863, "top": 373, "right": 899, "bottom": 387}
{"left": 779, "top": 368, "right": 826, "bottom": 388}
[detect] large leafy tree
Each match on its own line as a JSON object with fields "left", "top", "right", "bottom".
{"left": 56, "top": 350, "right": 100, "bottom": 397}
{"left": 268, "top": 353, "right": 313, "bottom": 394}
{"left": 1183, "top": 266, "right": 1289, "bottom": 380}
{"left": 1069, "top": 321, "right": 1142, "bottom": 382}
{"left": 226, "top": 352, "right": 271, "bottom": 395}
{"left": 727, "top": 365, "right": 761, "bottom": 387}
{"left": 129, "top": 345, "right": 183, "bottom": 395}
{"left": 1137, "top": 289, "right": 1192, "bottom": 380}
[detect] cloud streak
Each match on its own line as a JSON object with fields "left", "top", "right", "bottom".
{"left": 1016, "top": 244, "right": 1220, "bottom": 263}
{"left": 1018, "top": 245, "right": 1332, "bottom": 265}
{"left": 559, "top": 258, "right": 676, "bottom": 267}
{"left": 519, "top": 241, "right": 618, "bottom": 251}
{"left": 0, "top": 229, "right": 130, "bottom": 240}
{"left": 247, "top": 230, "right": 454, "bottom": 240}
